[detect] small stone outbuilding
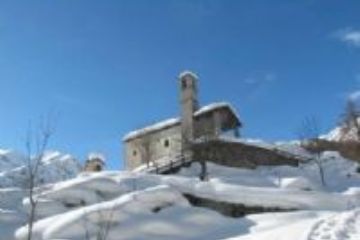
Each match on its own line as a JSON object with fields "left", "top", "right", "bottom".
{"left": 83, "top": 153, "right": 105, "bottom": 172}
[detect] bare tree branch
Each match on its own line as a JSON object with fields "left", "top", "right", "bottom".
{"left": 25, "top": 115, "right": 56, "bottom": 240}
{"left": 297, "top": 116, "right": 326, "bottom": 186}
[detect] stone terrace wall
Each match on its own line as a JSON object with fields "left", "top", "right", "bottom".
{"left": 193, "top": 140, "right": 300, "bottom": 169}
{"left": 304, "top": 139, "right": 360, "bottom": 163}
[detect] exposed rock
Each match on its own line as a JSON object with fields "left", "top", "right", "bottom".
{"left": 183, "top": 193, "right": 296, "bottom": 218}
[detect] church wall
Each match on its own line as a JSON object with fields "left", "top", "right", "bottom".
{"left": 125, "top": 112, "right": 230, "bottom": 170}
{"left": 125, "top": 125, "right": 182, "bottom": 170}
{"left": 124, "top": 140, "right": 142, "bottom": 170}
{"left": 151, "top": 125, "right": 182, "bottom": 160}
{"left": 194, "top": 113, "right": 217, "bottom": 139}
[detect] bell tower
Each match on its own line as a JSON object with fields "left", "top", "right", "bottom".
{"left": 179, "top": 71, "right": 199, "bottom": 156}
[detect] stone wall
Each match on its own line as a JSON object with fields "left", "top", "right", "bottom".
{"left": 183, "top": 193, "right": 295, "bottom": 218}
{"left": 193, "top": 140, "right": 300, "bottom": 168}
{"left": 124, "top": 125, "right": 182, "bottom": 170}
{"left": 83, "top": 160, "right": 103, "bottom": 172}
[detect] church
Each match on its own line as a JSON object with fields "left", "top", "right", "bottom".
{"left": 123, "top": 71, "right": 242, "bottom": 170}
{"left": 123, "top": 71, "right": 300, "bottom": 172}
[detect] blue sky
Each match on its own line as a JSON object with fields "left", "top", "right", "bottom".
{"left": 0, "top": 0, "right": 360, "bottom": 169}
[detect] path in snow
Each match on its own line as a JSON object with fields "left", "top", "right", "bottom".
{"left": 307, "top": 209, "right": 360, "bottom": 240}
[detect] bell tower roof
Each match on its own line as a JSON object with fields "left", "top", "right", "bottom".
{"left": 178, "top": 70, "right": 198, "bottom": 80}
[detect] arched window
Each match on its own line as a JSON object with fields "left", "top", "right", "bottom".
{"left": 132, "top": 150, "right": 137, "bottom": 156}
{"left": 164, "top": 139, "right": 170, "bottom": 148}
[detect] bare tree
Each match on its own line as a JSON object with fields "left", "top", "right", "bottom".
{"left": 191, "top": 127, "right": 219, "bottom": 181}
{"left": 297, "top": 116, "right": 326, "bottom": 186}
{"left": 198, "top": 151, "right": 209, "bottom": 181}
{"left": 94, "top": 208, "right": 115, "bottom": 240}
{"left": 297, "top": 116, "right": 320, "bottom": 142}
{"left": 82, "top": 198, "right": 117, "bottom": 240}
{"left": 83, "top": 212, "right": 115, "bottom": 240}
{"left": 340, "top": 99, "right": 360, "bottom": 141}
{"left": 25, "top": 117, "right": 55, "bottom": 240}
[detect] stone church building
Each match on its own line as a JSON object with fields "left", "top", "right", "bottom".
{"left": 123, "top": 71, "right": 300, "bottom": 171}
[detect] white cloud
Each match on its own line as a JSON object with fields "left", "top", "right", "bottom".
{"left": 243, "top": 77, "right": 257, "bottom": 85}
{"left": 355, "top": 73, "right": 360, "bottom": 83}
{"left": 264, "top": 73, "right": 277, "bottom": 82}
{"left": 336, "top": 28, "right": 360, "bottom": 47}
{"left": 243, "top": 73, "right": 278, "bottom": 102}
{"left": 349, "top": 90, "right": 360, "bottom": 100}
{"left": 243, "top": 73, "right": 277, "bottom": 85}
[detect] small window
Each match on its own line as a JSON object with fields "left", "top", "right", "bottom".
{"left": 164, "top": 139, "right": 170, "bottom": 148}
{"left": 132, "top": 150, "right": 137, "bottom": 156}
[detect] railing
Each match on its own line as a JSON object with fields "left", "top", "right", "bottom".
{"left": 145, "top": 154, "right": 192, "bottom": 174}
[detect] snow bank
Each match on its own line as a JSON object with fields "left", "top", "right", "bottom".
{"left": 16, "top": 185, "right": 189, "bottom": 240}
{"left": 6, "top": 143, "right": 360, "bottom": 240}
{"left": 280, "top": 177, "right": 320, "bottom": 191}
{"left": 0, "top": 188, "right": 25, "bottom": 210}
{"left": 15, "top": 184, "right": 255, "bottom": 240}
{"left": 162, "top": 175, "right": 358, "bottom": 210}
{"left": 224, "top": 210, "right": 328, "bottom": 240}
{"left": 305, "top": 208, "right": 360, "bottom": 240}
{"left": 19, "top": 170, "right": 166, "bottom": 220}
{"left": 0, "top": 209, "right": 26, "bottom": 240}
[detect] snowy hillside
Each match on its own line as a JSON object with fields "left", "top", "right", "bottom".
{"left": 0, "top": 149, "right": 80, "bottom": 188}
{"left": 322, "top": 118, "right": 360, "bottom": 142}
{"left": 3, "top": 147, "right": 359, "bottom": 240}
{"left": 0, "top": 149, "right": 81, "bottom": 239}
{"left": 323, "top": 126, "right": 350, "bottom": 142}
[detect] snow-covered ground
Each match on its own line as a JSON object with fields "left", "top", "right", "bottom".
{"left": 0, "top": 149, "right": 80, "bottom": 188}
{"left": 1, "top": 144, "right": 360, "bottom": 240}
{"left": 0, "top": 149, "right": 80, "bottom": 240}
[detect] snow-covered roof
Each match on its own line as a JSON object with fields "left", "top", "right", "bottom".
{"left": 123, "top": 102, "right": 240, "bottom": 142}
{"left": 178, "top": 70, "right": 199, "bottom": 80}
{"left": 193, "top": 102, "right": 239, "bottom": 119}
{"left": 87, "top": 152, "right": 106, "bottom": 164}
{"left": 123, "top": 118, "right": 180, "bottom": 142}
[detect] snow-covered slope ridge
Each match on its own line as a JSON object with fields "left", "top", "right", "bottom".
{"left": 8, "top": 148, "right": 360, "bottom": 240}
